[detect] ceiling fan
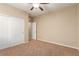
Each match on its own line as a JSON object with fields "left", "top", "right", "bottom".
{"left": 30, "top": 3, "right": 49, "bottom": 11}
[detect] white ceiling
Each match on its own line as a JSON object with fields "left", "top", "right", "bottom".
{"left": 7, "top": 3, "right": 75, "bottom": 17}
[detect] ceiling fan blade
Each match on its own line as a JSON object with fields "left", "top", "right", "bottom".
{"left": 30, "top": 7, "right": 34, "bottom": 10}
{"left": 39, "top": 7, "right": 43, "bottom": 11}
{"left": 40, "top": 3, "right": 49, "bottom": 4}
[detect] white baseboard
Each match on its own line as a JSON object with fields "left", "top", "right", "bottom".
{"left": 38, "top": 39, "right": 79, "bottom": 50}
{"left": 0, "top": 41, "right": 25, "bottom": 49}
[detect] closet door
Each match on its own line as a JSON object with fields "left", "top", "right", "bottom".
{"left": 0, "top": 16, "right": 8, "bottom": 48}
{"left": 8, "top": 17, "right": 24, "bottom": 44}
{"left": 0, "top": 15, "right": 24, "bottom": 49}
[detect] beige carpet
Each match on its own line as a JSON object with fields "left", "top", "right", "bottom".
{"left": 0, "top": 40, "right": 79, "bottom": 56}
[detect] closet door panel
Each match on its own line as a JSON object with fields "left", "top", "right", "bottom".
{"left": 0, "top": 15, "right": 24, "bottom": 49}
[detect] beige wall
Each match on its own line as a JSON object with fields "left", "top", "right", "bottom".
{"left": 78, "top": 4, "right": 79, "bottom": 49}
{"left": 34, "top": 5, "right": 78, "bottom": 49}
{"left": 0, "top": 4, "right": 29, "bottom": 43}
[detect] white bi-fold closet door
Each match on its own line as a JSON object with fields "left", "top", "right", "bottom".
{"left": 0, "top": 14, "right": 24, "bottom": 49}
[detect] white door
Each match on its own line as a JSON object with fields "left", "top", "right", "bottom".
{"left": 32, "top": 22, "right": 36, "bottom": 40}
{"left": 8, "top": 17, "right": 24, "bottom": 44}
{"left": 0, "top": 15, "right": 24, "bottom": 49}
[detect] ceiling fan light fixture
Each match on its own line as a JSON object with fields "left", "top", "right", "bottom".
{"left": 33, "top": 3, "right": 39, "bottom": 8}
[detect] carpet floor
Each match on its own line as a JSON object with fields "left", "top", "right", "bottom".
{"left": 0, "top": 40, "right": 79, "bottom": 56}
